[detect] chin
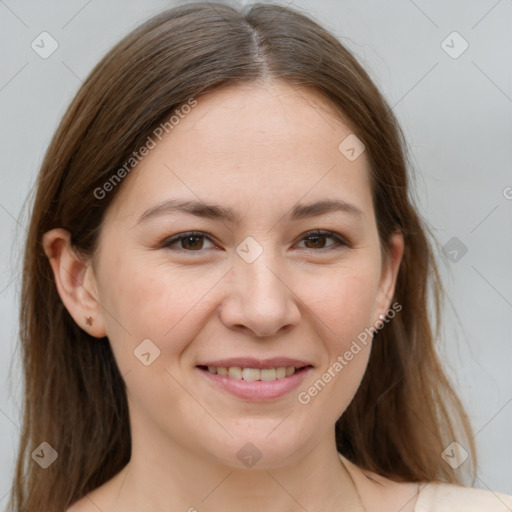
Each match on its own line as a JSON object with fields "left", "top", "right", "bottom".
{"left": 202, "top": 432, "right": 309, "bottom": 470}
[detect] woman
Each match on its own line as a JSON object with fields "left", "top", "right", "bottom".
{"left": 9, "top": 2, "right": 512, "bottom": 511}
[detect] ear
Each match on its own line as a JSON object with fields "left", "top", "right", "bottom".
{"left": 42, "top": 228, "right": 107, "bottom": 338}
{"left": 373, "top": 229, "right": 404, "bottom": 324}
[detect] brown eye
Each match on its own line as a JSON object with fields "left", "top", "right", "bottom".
{"left": 297, "top": 230, "right": 348, "bottom": 251}
{"left": 162, "top": 232, "right": 215, "bottom": 251}
{"left": 303, "top": 234, "right": 329, "bottom": 249}
{"left": 180, "top": 235, "right": 204, "bottom": 250}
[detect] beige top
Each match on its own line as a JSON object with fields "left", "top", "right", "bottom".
{"left": 415, "top": 481, "right": 512, "bottom": 511}
{"left": 338, "top": 452, "right": 512, "bottom": 511}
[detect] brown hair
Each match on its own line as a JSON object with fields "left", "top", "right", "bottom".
{"left": 9, "top": 2, "right": 476, "bottom": 511}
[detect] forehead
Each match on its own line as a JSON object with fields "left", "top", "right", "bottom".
{"left": 105, "top": 80, "right": 373, "bottom": 226}
{"left": 178, "top": 80, "right": 359, "bottom": 150}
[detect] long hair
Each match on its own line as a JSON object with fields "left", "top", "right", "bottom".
{"left": 9, "top": 2, "right": 476, "bottom": 510}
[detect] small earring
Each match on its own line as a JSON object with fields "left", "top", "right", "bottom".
{"left": 85, "top": 316, "right": 93, "bottom": 327}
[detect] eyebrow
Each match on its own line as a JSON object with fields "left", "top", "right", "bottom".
{"left": 136, "top": 197, "right": 365, "bottom": 225}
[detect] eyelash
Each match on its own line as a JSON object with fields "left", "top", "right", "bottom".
{"left": 160, "top": 230, "right": 351, "bottom": 253}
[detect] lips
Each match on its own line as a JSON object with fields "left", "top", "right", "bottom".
{"left": 195, "top": 357, "right": 314, "bottom": 400}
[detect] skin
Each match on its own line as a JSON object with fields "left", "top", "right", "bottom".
{"left": 44, "top": 80, "right": 419, "bottom": 511}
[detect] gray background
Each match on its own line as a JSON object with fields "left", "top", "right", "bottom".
{"left": 1, "top": 0, "right": 511, "bottom": 505}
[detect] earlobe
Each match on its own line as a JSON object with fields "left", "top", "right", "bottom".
{"left": 42, "top": 228, "right": 107, "bottom": 338}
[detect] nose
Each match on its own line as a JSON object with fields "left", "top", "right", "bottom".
{"left": 219, "top": 252, "right": 301, "bottom": 338}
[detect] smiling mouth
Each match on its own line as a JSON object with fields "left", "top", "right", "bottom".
{"left": 196, "top": 365, "right": 312, "bottom": 382}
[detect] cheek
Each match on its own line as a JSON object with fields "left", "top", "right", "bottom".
{"left": 294, "top": 265, "right": 378, "bottom": 415}
{"left": 97, "top": 254, "right": 222, "bottom": 366}
{"left": 300, "top": 262, "right": 380, "bottom": 349}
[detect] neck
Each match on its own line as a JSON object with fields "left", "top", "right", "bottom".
{"left": 103, "top": 431, "right": 364, "bottom": 511}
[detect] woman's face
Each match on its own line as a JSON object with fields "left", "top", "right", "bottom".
{"left": 88, "top": 80, "right": 403, "bottom": 468}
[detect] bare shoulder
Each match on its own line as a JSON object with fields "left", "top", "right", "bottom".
{"left": 65, "top": 469, "right": 126, "bottom": 512}
{"left": 339, "top": 454, "right": 421, "bottom": 512}
{"left": 341, "top": 454, "right": 512, "bottom": 512}
{"left": 65, "top": 495, "right": 94, "bottom": 512}
{"left": 416, "top": 481, "right": 512, "bottom": 511}
{"left": 65, "top": 490, "right": 108, "bottom": 512}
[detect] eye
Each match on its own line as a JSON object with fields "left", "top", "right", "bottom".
{"left": 295, "top": 230, "right": 349, "bottom": 251}
{"left": 161, "top": 231, "right": 216, "bottom": 251}
{"left": 161, "top": 229, "right": 349, "bottom": 253}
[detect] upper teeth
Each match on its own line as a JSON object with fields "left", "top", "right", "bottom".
{"left": 207, "top": 366, "right": 297, "bottom": 381}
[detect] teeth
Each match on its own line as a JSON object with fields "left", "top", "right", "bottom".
{"left": 206, "top": 366, "right": 298, "bottom": 381}
{"left": 242, "top": 368, "right": 261, "bottom": 381}
{"left": 276, "top": 367, "right": 286, "bottom": 378}
{"left": 228, "top": 367, "right": 243, "bottom": 380}
{"left": 260, "top": 368, "right": 276, "bottom": 381}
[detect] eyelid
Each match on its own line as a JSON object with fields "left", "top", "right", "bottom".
{"left": 297, "top": 229, "right": 351, "bottom": 249}
{"left": 159, "top": 231, "right": 218, "bottom": 251}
